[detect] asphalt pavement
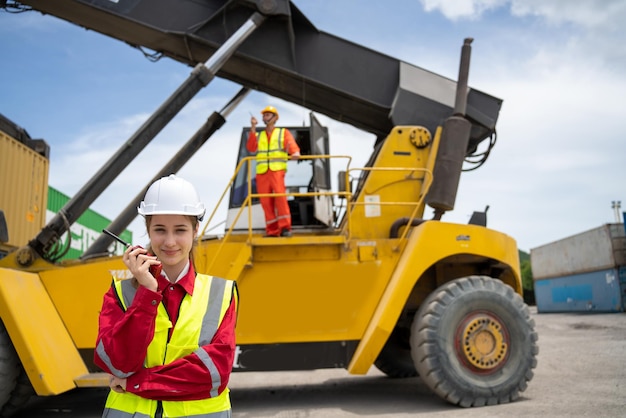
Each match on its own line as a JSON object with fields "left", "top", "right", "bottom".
{"left": 12, "top": 307, "right": 626, "bottom": 417}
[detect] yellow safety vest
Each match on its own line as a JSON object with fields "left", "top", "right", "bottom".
{"left": 103, "top": 274, "right": 236, "bottom": 418}
{"left": 255, "top": 128, "right": 288, "bottom": 174}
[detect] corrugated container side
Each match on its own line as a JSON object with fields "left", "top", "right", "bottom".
{"left": 534, "top": 267, "right": 626, "bottom": 313}
{"left": 530, "top": 224, "right": 626, "bottom": 280}
{"left": 0, "top": 131, "right": 49, "bottom": 250}
{"left": 47, "top": 187, "right": 132, "bottom": 261}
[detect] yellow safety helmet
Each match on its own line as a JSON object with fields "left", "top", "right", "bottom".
{"left": 260, "top": 105, "right": 279, "bottom": 118}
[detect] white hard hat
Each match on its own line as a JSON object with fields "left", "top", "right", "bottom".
{"left": 138, "top": 175, "right": 205, "bottom": 220}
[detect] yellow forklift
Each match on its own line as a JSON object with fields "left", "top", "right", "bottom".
{"left": 0, "top": 0, "right": 537, "bottom": 414}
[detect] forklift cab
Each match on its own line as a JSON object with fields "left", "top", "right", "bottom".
{"left": 226, "top": 113, "right": 333, "bottom": 232}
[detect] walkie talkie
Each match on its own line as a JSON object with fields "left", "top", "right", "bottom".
{"left": 102, "top": 229, "right": 162, "bottom": 277}
{"left": 103, "top": 229, "right": 132, "bottom": 248}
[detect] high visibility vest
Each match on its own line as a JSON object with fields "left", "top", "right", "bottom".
{"left": 255, "top": 128, "right": 288, "bottom": 174}
{"left": 102, "top": 274, "right": 236, "bottom": 418}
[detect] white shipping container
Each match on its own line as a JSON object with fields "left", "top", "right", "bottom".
{"left": 530, "top": 224, "right": 626, "bottom": 280}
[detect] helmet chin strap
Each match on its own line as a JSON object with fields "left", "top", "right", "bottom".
{"left": 264, "top": 114, "right": 277, "bottom": 126}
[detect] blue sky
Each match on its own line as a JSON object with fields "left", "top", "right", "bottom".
{"left": 1, "top": 0, "right": 625, "bottom": 252}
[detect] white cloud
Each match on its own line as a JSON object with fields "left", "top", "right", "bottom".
{"left": 3, "top": 0, "right": 626, "bottom": 253}
{"left": 420, "top": 0, "right": 504, "bottom": 20}
{"left": 420, "top": 0, "right": 626, "bottom": 28}
{"left": 509, "top": 0, "right": 626, "bottom": 30}
{"left": 421, "top": 0, "right": 626, "bottom": 71}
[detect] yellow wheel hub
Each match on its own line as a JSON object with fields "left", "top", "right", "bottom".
{"left": 461, "top": 315, "right": 508, "bottom": 370}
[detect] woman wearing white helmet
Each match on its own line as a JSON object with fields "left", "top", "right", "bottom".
{"left": 95, "top": 175, "right": 238, "bottom": 418}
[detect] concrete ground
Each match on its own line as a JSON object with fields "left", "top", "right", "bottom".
{"left": 13, "top": 307, "right": 626, "bottom": 417}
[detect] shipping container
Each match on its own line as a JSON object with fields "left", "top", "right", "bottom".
{"left": 530, "top": 224, "right": 626, "bottom": 279}
{"left": 533, "top": 267, "right": 626, "bottom": 313}
{"left": 47, "top": 187, "right": 132, "bottom": 261}
{"left": 1, "top": 114, "right": 131, "bottom": 261}
{"left": 531, "top": 224, "right": 626, "bottom": 313}
{"left": 0, "top": 114, "right": 49, "bottom": 256}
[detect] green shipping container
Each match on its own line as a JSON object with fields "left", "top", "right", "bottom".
{"left": 46, "top": 186, "right": 132, "bottom": 261}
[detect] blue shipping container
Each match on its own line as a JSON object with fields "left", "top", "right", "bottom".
{"left": 534, "top": 267, "right": 626, "bottom": 313}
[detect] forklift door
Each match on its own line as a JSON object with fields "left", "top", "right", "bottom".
{"left": 309, "top": 113, "right": 333, "bottom": 226}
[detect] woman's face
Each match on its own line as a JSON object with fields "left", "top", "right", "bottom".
{"left": 148, "top": 214, "right": 197, "bottom": 274}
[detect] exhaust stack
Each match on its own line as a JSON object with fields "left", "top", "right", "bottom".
{"left": 426, "top": 38, "right": 474, "bottom": 217}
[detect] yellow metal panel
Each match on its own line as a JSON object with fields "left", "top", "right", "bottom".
{"left": 74, "top": 372, "right": 109, "bottom": 387}
{"left": 347, "top": 126, "right": 432, "bottom": 239}
{"left": 39, "top": 257, "right": 125, "bottom": 349}
{"left": 0, "top": 268, "right": 87, "bottom": 395}
{"left": 253, "top": 244, "right": 340, "bottom": 262}
{"left": 197, "top": 239, "right": 402, "bottom": 345}
{"left": 223, "top": 245, "right": 252, "bottom": 280}
{"left": 196, "top": 240, "right": 252, "bottom": 279}
{"left": 357, "top": 241, "right": 377, "bottom": 262}
{"left": 348, "top": 221, "right": 521, "bottom": 374}
{"left": 0, "top": 131, "right": 49, "bottom": 248}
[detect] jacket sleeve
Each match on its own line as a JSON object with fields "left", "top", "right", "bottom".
{"left": 124, "top": 288, "right": 239, "bottom": 401}
{"left": 94, "top": 283, "right": 162, "bottom": 376}
{"left": 246, "top": 130, "right": 258, "bottom": 153}
{"left": 284, "top": 129, "right": 300, "bottom": 155}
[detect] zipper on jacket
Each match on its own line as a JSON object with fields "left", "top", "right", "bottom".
{"left": 155, "top": 400, "right": 163, "bottom": 418}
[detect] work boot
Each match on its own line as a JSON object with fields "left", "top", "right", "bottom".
{"left": 280, "top": 229, "right": 292, "bottom": 237}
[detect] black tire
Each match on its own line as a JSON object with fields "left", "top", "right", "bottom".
{"left": 0, "top": 321, "right": 34, "bottom": 417}
{"left": 374, "top": 327, "right": 418, "bottom": 378}
{"left": 1, "top": 369, "right": 34, "bottom": 417}
{"left": 411, "top": 276, "right": 538, "bottom": 407}
{"left": 0, "top": 320, "right": 20, "bottom": 414}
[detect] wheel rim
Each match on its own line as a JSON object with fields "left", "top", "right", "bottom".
{"left": 455, "top": 310, "right": 509, "bottom": 374}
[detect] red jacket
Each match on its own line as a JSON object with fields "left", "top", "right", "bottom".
{"left": 94, "top": 264, "right": 238, "bottom": 401}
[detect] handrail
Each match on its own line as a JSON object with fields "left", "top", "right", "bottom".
{"left": 200, "top": 155, "right": 352, "bottom": 272}
{"left": 200, "top": 154, "right": 353, "bottom": 238}
{"left": 200, "top": 154, "right": 434, "bottom": 270}
{"left": 343, "top": 167, "right": 433, "bottom": 247}
{"left": 200, "top": 156, "right": 251, "bottom": 236}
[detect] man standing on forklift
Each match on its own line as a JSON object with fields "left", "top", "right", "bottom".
{"left": 248, "top": 105, "right": 301, "bottom": 237}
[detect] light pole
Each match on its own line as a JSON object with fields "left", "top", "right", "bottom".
{"left": 611, "top": 200, "right": 622, "bottom": 223}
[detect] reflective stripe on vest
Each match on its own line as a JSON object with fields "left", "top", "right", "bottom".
{"left": 95, "top": 279, "right": 138, "bottom": 379}
{"left": 255, "top": 128, "right": 288, "bottom": 174}
{"left": 102, "top": 275, "right": 235, "bottom": 417}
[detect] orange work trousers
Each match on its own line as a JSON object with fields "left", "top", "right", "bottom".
{"left": 256, "top": 170, "right": 291, "bottom": 236}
